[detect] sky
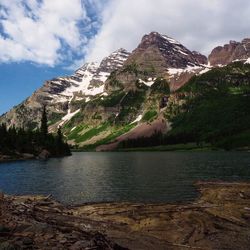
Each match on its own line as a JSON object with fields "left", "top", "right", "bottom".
{"left": 0, "top": 0, "right": 250, "bottom": 115}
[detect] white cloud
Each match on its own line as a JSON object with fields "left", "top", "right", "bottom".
{"left": 86, "top": 0, "right": 250, "bottom": 62}
{"left": 1, "top": 0, "right": 250, "bottom": 67}
{"left": 0, "top": 0, "right": 89, "bottom": 66}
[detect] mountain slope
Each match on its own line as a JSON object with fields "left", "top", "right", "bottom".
{"left": 120, "top": 61, "right": 250, "bottom": 150}
{"left": 0, "top": 49, "right": 130, "bottom": 129}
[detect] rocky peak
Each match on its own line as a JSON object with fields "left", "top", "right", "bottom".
{"left": 242, "top": 38, "right": 250, "bottom": 44}
{"left": 75, "top": 62, "right": 99, "bottom": 79}
{"left": 97, "top": 48, "right": 130, "bottom": 74}
{"left": 126, "top": 32, "right": 207, "bottom": 70}
{"left": 209, "top": 38, "right": 250, "bottom": 66}
{"left": 139, "top": 32, "right": 181, "bottom": 48}
{"left": 192, "top": 51, "right": 208, "bottom": 65}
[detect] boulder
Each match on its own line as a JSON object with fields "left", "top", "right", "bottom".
{"left": 38, "top": 150, "right": 50, "bottom": 160}
{"left": 22, "top": 153, "right": 34, "bottom": 160}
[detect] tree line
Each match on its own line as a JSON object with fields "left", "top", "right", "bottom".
{"left": 0, "top": 106, "right": 71, "bottom": 157}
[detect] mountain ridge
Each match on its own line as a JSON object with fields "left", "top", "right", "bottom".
{"left": 1, "top": 32, "right": 250, "bottom": 150}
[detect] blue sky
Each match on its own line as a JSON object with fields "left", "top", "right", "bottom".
{"left": 0, "top": 63, "right": 71, "bottom": 114}
{"left": 0, "top": 0, "right": 103, "bottom": 115}
{"left": 1, "top": 0, "right": 250, "bottom": 115}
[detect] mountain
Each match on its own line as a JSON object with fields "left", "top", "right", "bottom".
{"left": 126, "top": 32, "right": 207, "bottom": 69}
{"left": 163, "top": 61, "right": 250, "bottom": 150}
{"left": 0, "top": 48, "right": 130, "bottom": 129}
{"left": 105, "top": 32, "right": 208, "bottom": 92}
{"left": 1, "top": 33, "right": 250, "bottom": 151}
{"left": 209, "top": 38, "right": 250, "bottom": 66}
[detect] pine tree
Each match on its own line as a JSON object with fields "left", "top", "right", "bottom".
{"left": 57, "top": 126, "right": 63, "bottom": 144}
{"left": 40, "top": 105, "right": 48, "bottom": 138}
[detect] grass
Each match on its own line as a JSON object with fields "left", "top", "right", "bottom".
{"left": 67, "top": 124, "right": 89, "bottom": 140}
{"left": 142, "top": 110, "right": 158, "bottom": 122}
{"left": 80, "top": 123, "right": 136, "bottom": 150}
{"left": 74, "top": 123, "right": 110, "bottom": 143}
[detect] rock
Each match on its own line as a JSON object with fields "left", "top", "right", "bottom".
{"left": 106, "top": 31, "right": 207, "bottom": 93}
{"left": 0, "top": 225, "right": 10, "bottom": 233}
{"left": 0, "top": 192, "right": 4, "bottom": 201}
{"left": 0, "top": 242, "right": 16, "bottom": 250}
{"left": 69, "top": 241, "right": 89, "bottom": 250}
{"left": 21, "top": 153, "right": 34, "bottom": 160}
{"left": 38, "top": 150, "right": 50, "bottom": 160}
{"left": 209, "top": 38, "right": 250, "bottom": 66}
{"left": 22, "top": 238, "right": 33, "bottom": 245}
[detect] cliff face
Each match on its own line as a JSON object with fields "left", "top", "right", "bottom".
{"left": 209, "top": 38, "right": 250, "bottom": 66}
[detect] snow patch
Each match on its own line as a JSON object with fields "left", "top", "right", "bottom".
{"left": 161, "top": 34, "right": 181, "bottom": 45}
{"left": 75, "top": 96, "right": 84, "bottom": 101}
{"left": 94, "top": 71, "right": 110, "bottom": 82}
{"left": 130, "top": 114, "right": 142, "bottom": 124}
{"left": 198, "top": 68, "right": 211, "bottom": 75}
{"left": 245, "top": 58, "right": 250, "bottom": 64}
{"left": 168, "top": 66, "right": 204, "bottom": 77}
{"left": 139, "top": 78, "right": 155, "bottom": 87}
{"left": 85, "top": 85, "right": 105, "bottom": 96}
{"left": 71, "top": 126, "right": 76, "bottom": 132}
{"left": 59, "top": 109, "right": 80, "bottom": 127}
{"left": 60, "top": 62, "right": 103, "bottom": 98}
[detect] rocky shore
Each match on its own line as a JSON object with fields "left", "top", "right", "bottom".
{"left": 1, "top": 182, "right": 250, "bottom": 249}
{"left": 0, "top": 149, "right": 69, "bottom": 163}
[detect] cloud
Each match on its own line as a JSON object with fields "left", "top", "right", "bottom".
{"left": 86, "top": 0, "right": 250, "bottom": 62}
{"left": 0, "top": 0, "right": 92, "bottom": 66}
{"left": 1, "top": 0, "right": 250, "bottom": 67}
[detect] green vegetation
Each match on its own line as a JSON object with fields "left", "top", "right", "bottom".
{"left": 81, "top": 123, "right": 136, "bottom": 150}
{"left": 0, "top": 107, "right": 71, "bottom": 158}
{"left": 67, "top": 124, "right": 89, "bottom": 140}
{"left": 169, "top": 62, "right": 250, "bottom": 150}
{"left": 119, "top": 62, "right": 250, "bottom": 151}
{"left": 151, "top": 78, "right": 170, "bottom": 94}
{"left": 99, "top": 91, "right": 125, "bottom": 107}
{"left": 142, "top": 110, "right": 158, "bottom": 122}
{"left": 117, "top": 90, "right": 146, "bottom": 123}
{"left": 70, "top": 123, "right": 110, "bottom": 143}
{"left": 64, "top": 111, "right": 85, "bottom": 130}
{"left": 108, "top": 71, "right": 123, "bottom": 88}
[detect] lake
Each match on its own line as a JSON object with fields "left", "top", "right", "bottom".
{"left": 0, "top": 152, "right": 250, "bottom": 205}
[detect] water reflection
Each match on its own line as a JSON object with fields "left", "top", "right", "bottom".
{"left": 0, "top": 151, "right": 250, "bottom": 204}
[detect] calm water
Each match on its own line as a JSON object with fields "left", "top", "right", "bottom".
{"left": 0, "top": 152, "right": 250, "bottom": 205}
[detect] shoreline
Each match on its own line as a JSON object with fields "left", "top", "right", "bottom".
{"left": 0, "top": 153, "right": 72, "bottom": 164}
{"left": 1, "top": 148, "right": 249, "bottom": 164}
{"left": 1, "top": 181, "right": 250, "bottom": 249}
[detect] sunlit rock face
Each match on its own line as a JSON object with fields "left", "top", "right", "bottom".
{"left": 209, "top": 38, "right": 250, "bottom": 66}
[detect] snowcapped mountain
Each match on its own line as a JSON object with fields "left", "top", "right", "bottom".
{"left": 0, "top": 48, "right": 130, "bottom": 129}
{"left": 1, "top": 32, "right": 250, "bottom": 151}
{"left": 105, "top": 32, "right": 209, "bottom": 92}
